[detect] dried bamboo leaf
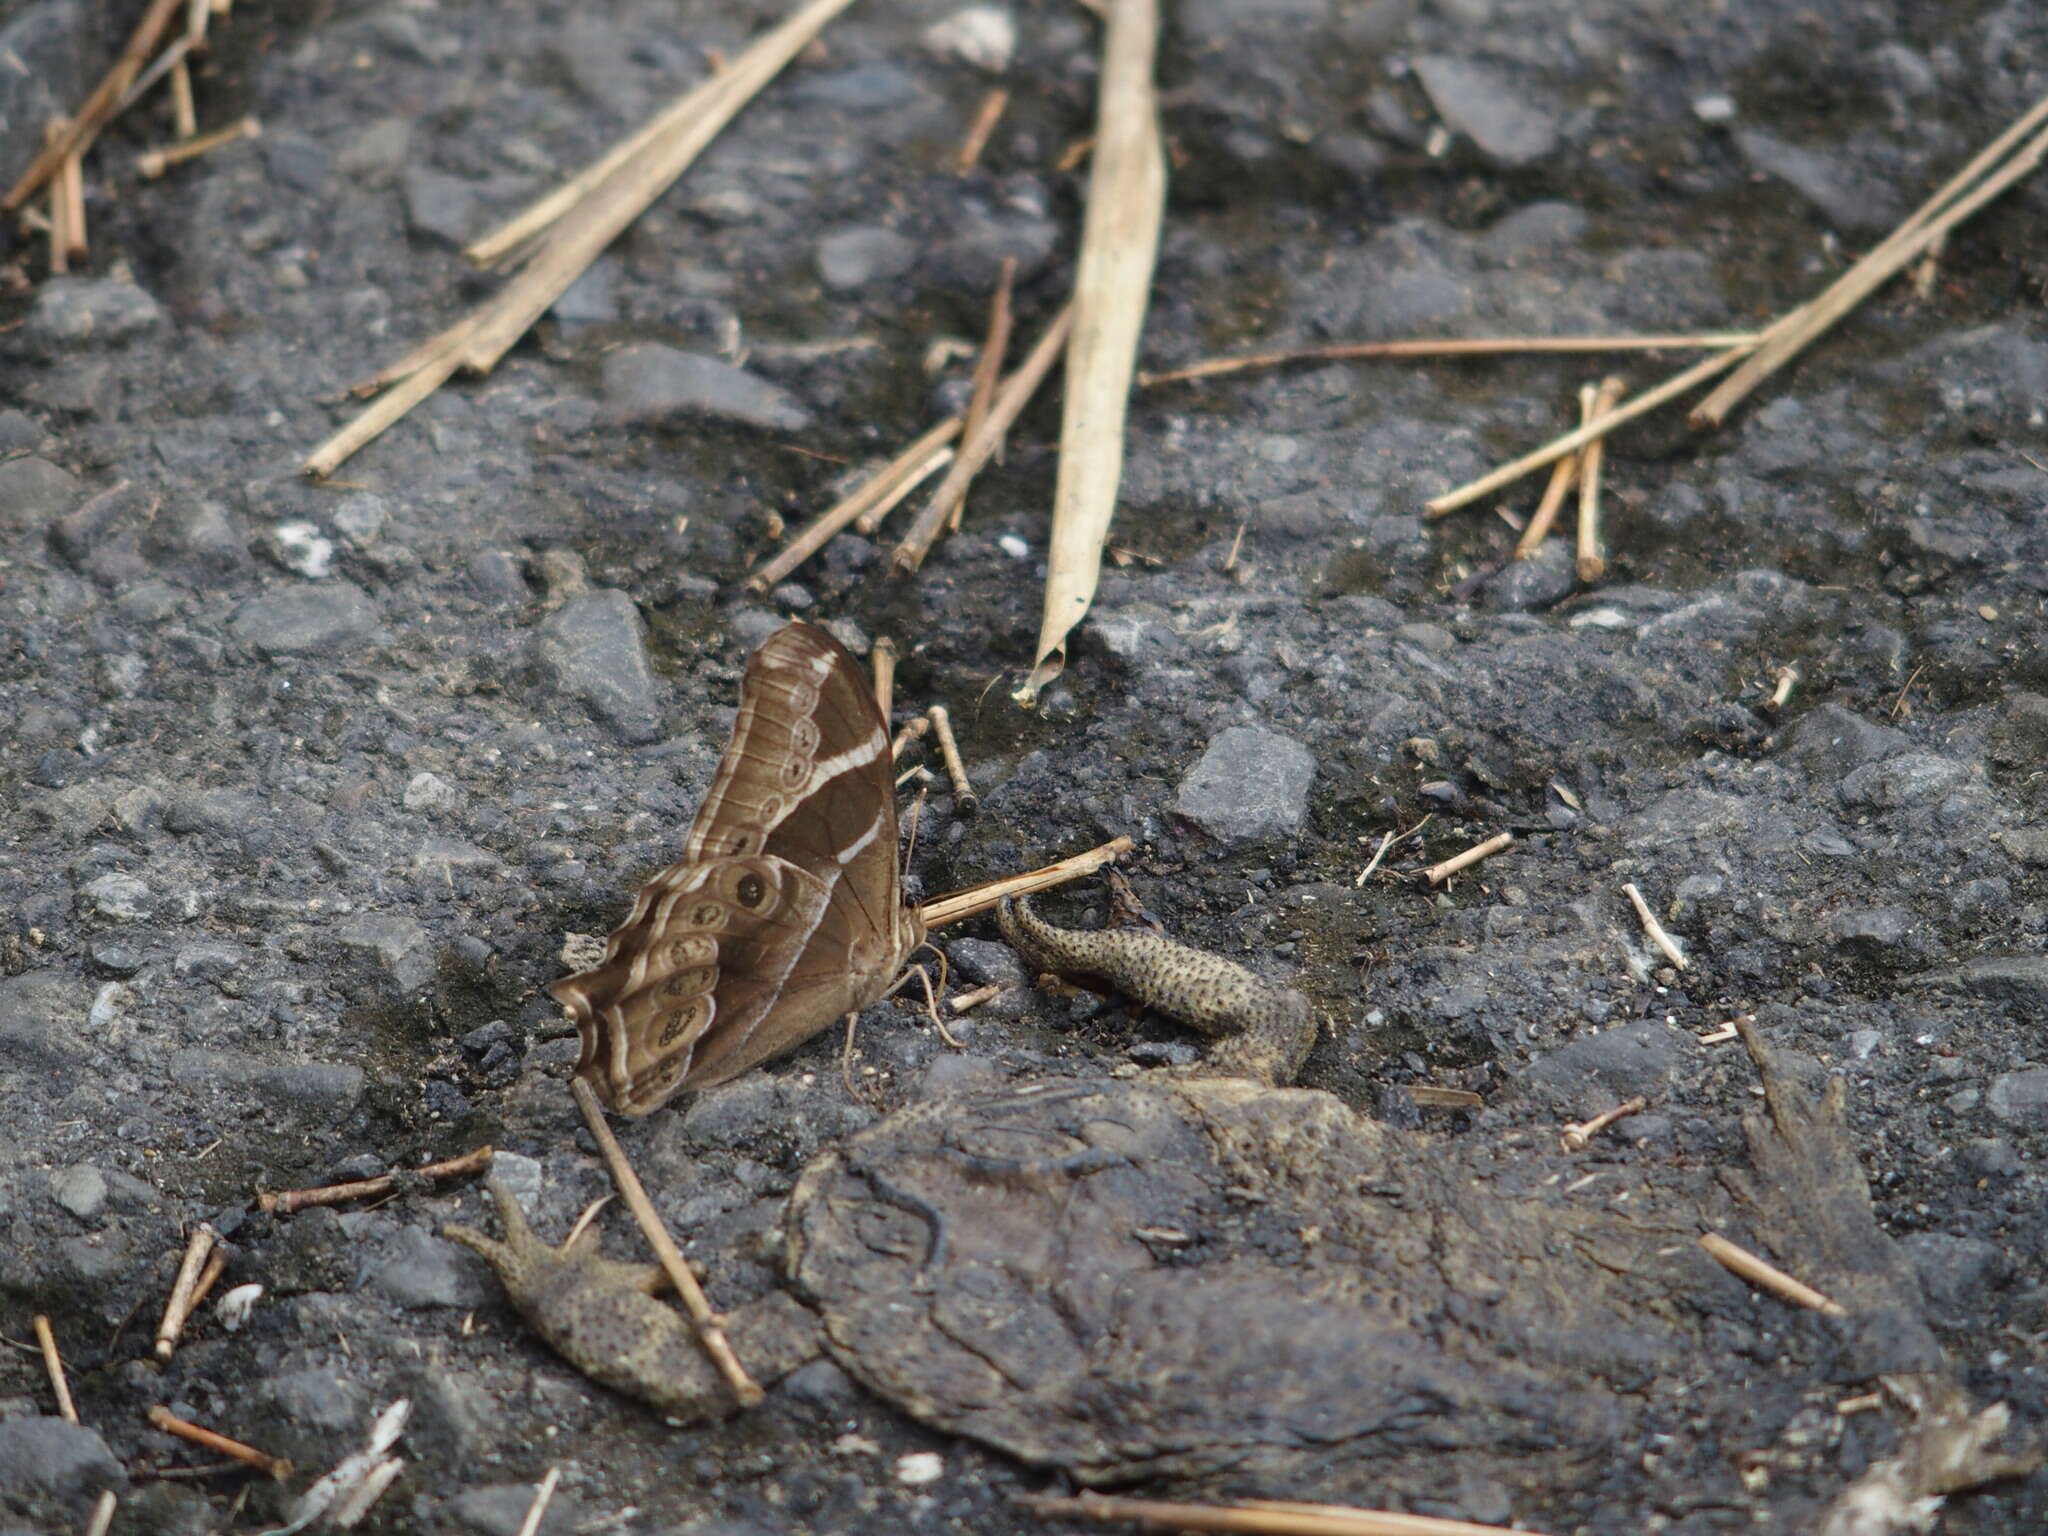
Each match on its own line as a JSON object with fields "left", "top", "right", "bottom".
{"left": 1016, "top": 0, "right": 1165, "bottom": 704}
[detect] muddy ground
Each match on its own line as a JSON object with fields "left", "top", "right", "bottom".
{"left": 3, "top": 0, "right": 2048, "bottom": 1531}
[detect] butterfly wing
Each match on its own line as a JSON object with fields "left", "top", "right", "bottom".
{"left": 553, "top": 623, "right": 924, "bottom": 1116}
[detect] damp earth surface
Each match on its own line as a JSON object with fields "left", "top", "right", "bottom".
{"left": 3, "top": 0, "right": 2048, "bottom": 1532}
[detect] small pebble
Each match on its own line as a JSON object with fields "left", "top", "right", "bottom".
{"left": 895, "top": 1452, "right": 945, "bottom": 1486}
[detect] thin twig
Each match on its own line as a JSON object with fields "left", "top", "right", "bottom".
{"left": 58, "top": 142, "right": 86, "bottom": 262}
{"left": 1575, "top": 374, "right": 1625, "bottom": 583}
{"left": 83, "top": 1490, "right": 117, "bottom": 1536}
{"left": 927, "top": 705, "right": 977, "bottom": 812}
{"left": 1424, "top": 337, "right": 1771, "bottom": 518}
{"left": 1621, "top": 882, "right": 1688, "bottom": 970}
{"left": 871, "top": 637, "right": 898, "bottom": 724}
{"left": 569, "top": 1077, "right": 765, "bottom": 1408}
{"left": 136, "top": 114, "right": 260, "bottom": 178}
{"left": 155, "top": 1225, "right": 218, "bottom": 1362}
{"left": 1140, "top": 331, "right": 1761, "bottom": 387}
{"left": 919, "top": 835, "right": 1135, "bottom": 929}
{"left": 1424, "top": 831, "right": 1514, "bottom": 887}
{"left": 958, "top": 255, "right": 1018, "bottom": 503}
{"left": 1018, "top": 1489, "right": 1548, "bottom": 1536}
{"left": 950, "top": 982, "right": 1003, "bottom": 1013}
{"left": 146, "top": 1406, "right": 293, "bottom": 1479}
{"left": 259, "top": 1146, "right": 494, "bottom": 1214}
{"left": 1693, "top": 94, "right": 2048, "bottom": 427}
{"left": 1513, "top": 429, "right": 1581, "bottom": 557}
{"left": 168, "top": 56, "right": 197, "bottom": 139}
{"left": 1764, "top": 664, "right": 1799, "bottom": 714}
{"left": 1560, "top": 1095, "right": 1647, "bottom": 1153}
{"left": 513, "top": 1467, "right": 562, "bottom": 1536}
{"left": 893, "top": 303, "right": 1074, "bottom": 571}
{"left": 891, "top": 716, "right": 931, "bottom": 761}
{"left": 1699, "top": 1233, "right": 1846, "bottom": 1316}
{"left": 747, "top": 432, "right": 959, "bottom": 591}
{"left": 3, "top": 0, "right": 185, "bottom": 211}
{"left": 33, "top": 1316, "right": 77, "bottom": 1424}
{"left": 956, "top": 86, "right": 1010, "bottom": 174}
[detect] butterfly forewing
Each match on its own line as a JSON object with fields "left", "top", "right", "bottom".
{"left": 553, "top": 622, "right": 925, "bottom": 1116}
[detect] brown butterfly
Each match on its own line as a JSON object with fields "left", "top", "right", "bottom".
{"left": 552, "top": 622, "right": 925, "bottom": 1116}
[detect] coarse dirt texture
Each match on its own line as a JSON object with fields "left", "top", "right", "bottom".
{"left": 1, "top": 0, "right": 2046, "bottom": 1532}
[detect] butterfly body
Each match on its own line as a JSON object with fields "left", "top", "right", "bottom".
{"left": 553, "top": 623, "right": 923, "bottom": 1115}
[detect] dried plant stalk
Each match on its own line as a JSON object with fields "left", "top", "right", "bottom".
{"left": 1017, "top": 0, "right": 1165, "bottom": 703}
{"left": 1020, "top": 1490, "right": 1544, "bottom": 1536}
{"left": 892, "top": 304, "right": 1074, "bottom": 572}
{"left": 1141, "top": 331, "right": 1759, "bottom": 388}
{"left": 919, "top": 835, "right": 1134, "bottom": 929}
{"left": 306, "top": 0, "right": 857, "bottom": 477}
{"left": 3, "top": 0, "right": 185, "bottom": 211}
{"left": 747, "top": 429, "right": 958, "bottom": 591}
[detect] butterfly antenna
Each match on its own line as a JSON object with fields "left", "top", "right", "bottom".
{"left": 901, "top": 783, "right": 930, "bottom": 869}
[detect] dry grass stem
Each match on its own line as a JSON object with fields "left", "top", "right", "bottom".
{"left": 957, "top": 86, "right": 1011, "bottom": 174}
{"left": 513, "top": 1467, "right": 562, "bottom": 1536}
{"left": 927, "top": 705, "right": 977, "bottom": 811}
{"left": 169, "top": 56, "right": 197, "bottom": 139}
{"left": 870, "top": 637, "right": 898, "bottom": 723}
{"left": 185, "top": 0, "right": 211, "bottom": 47}
{"left": 893, "top": 303, "right": 1074, "bottom": 571}
{"left": 1694, "top": 94, "right": 2048, "bottom": 428}
{"left": 59, "top": 143, "right": 86, "bottom": 261}
{"left": 891, "top": 717, "right": 931, "bottom": 761}
{"left": 1020, "top": 1489, "right": 1546, "bottom": 1536}
{"left": 919, "top": 835, "right": 1135, "bottom": 929}
{"left": 1560, "top": 1095, "right": 1648, "bottom": 1152}
{"left": 257, "top": 1145, "right": 495, "bottom": 1214}
{"left": 1424, "top": 831, "right": 1514, "bottom": 886}
{"left": 1574, "top": 374, "right": 1625, "bottom": 582}
{"left": 1622, "top": 882, "right": 1689, "bottom": 969}
{"left": 311, "top": 0, "right": 858, "bottom": 476}
{"left": 137, "top": 114, "right": 261, "bottom": 179}
{"left": 950, "top": 982, "right": 1003, "bottom": 1013}
{"left": 3, "top": 0, "right": 185, "bottom": 211}
{"left": 1513, "top": 443, "right": 1580, "bottom": 558}
{"left": 1019, "top": 0, "right": 1165, "bottom": 703}
{"left": 1425, "top": 337, "right": 1770, "bottom": 518}
{"left": 188, "top": 1248, "right": 229, "bottom": 1316}
{"left": 464, "top": 56, "right": 737, "bottom": 267}
{"left": 1140, "top": 331, "right": 1761, "bottom": 388}
{"left": 41, "top": 124, "right": 69, "bottom": 275}
{"left": 115, "top": 33, "right": 194, "bottom": 116}
{"left": 147, "top": 1405, "right": 293, "bottom": 1479}
{"left": 570, "top": 1077, "right": 765, "bottom": 1408}
{"left": 1699, "top": 1020, "right": 1743, "bottom": 1045}
{"left": 1765, "top": 664, "right": 1799, "bottom": 713}
{"left": 155, "top": 1224, "right": 218, "bottom": 1361}
{"left": 1407, "top": 1086, "right": 1484, "bottom": 1110}
{"left": 84, "top": 1490, "right": 117, "bottom": 1536}
{"left": 33, "top": 1316, "right": 77, "bottom": 1424}
{"left": 1700, "top": 1233, "right": 1846, "bottom": 1316}
{"left": 961, "top": 256, "right": 1018, "bottom": 488}
{"left": 748, "top": 424, "right": 962, "bottom": 590}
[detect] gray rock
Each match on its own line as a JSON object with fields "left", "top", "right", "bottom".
{"left": 0, "top": 1418, "right": 125, "bottom": 1510}
{"left": 1827, "top": 906, "right": 1918, "bottom": 960}
{"left": 330, "top": 492, "right": 391, "bottom": 547}
{"left": 1839, "top": 752, "right": 1969, "bottom": 810}
{"left": 600, "top": 345, "right": 812, "bottom": 432}
{"left": 817, "top": 225, "right": 917, "bottom": 291}
{"left": 0, "top": 4, "right": 83, "bottom": 191}
{"left": 401, "top": 166, "right": 479, "bottom": 247}
{"left": 404, "top": 771, "right": 461, "bottom": 815}
{"left": 47, "top": 1165, "right": 107, "bottom": 1220}
{"left": 163, "top": 789, "right": 266, "bottom": 836}
{"left": 80, "top": 872, "right": 150, "bottom": 920}
{"left": 1483, "top": 543, "right": 1576, "bottom": 612}
{"left": 1986, "top": 1066, "right": 2048, "bottom": 1129}
{"left": 14, "top": 278, "right": 162, "bottom": 354}
{"left": 947, "top": 937, "right": 1028, "bottom": 989}
{"left": 0, "top": 456, "right": 82, "bottom": 536}
{"left": 1782, "top": 704, "right": 1909, "bottom": 780}
{"left": 332, "top": 913, "right": 437, "bottom": 994}
{"left": 681, "top": 1075, "right": 782, "bottom": 1149}
{"left": 530, "top": 589, "right": 665, "bottom": 743}
{"left": 1989, "top": 692, "right": 2048, "bottom": 767}
{"left": 1734, "top": 130, "right": 1902, "bottom": 233}
{"left": 0, "top": 973, "right": 90, "bottom": 1067}
{"left": 230, "top": 581, "right": 380, "bottom": 657}
{"left": 1919, "top": 955, "right": 2048, "bottom": 1008}
{"left": 1899, "top": 1233, "right": 2003, "bottom": 1309}
{"left": 1513, "top": 1021, "right": 1687, "bottom": 1118}
{"left": 1412, "top": 56, "right": 1559, "bottom": 167}
{"left": 167, "top": 1048, "right": 366, "bottom": 1110}
{"left": 173, "top": 942, "right": 248, "bottom": 982}
{"left": 260, "top": 1369, "right": 365, "bottom": 1434}
{"left": 789, "top": 62, "right": 921, "bottom": 110}
{"left": 466, "top": 548, "right": 530, "bottom": 604}
{"left": 365, "top": 1226, "right": 483, "bottom": 1308}
{"left": 146, "top": 499, "right": 250, "bottom": 583}
{"left": 448, "top": 1482, "right": 585, "bottom": 1536}
{"left": 2000, "top": 828, "right": 2048, "bottom": 866}
{"left": 1176, "top": 726, "right": 1316, "bottom": 844}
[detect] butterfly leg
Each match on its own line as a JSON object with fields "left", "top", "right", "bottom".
{"left": 996, "top": 895, "right": 1316, "bottom": 1085}
{"left": 447, "top": 1176, "right": 823, "bottom": 1422}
